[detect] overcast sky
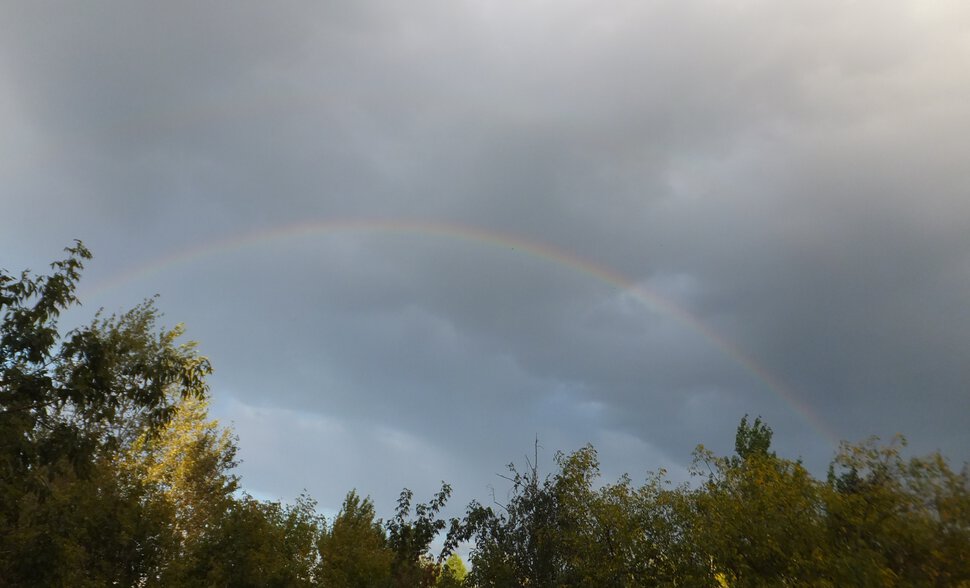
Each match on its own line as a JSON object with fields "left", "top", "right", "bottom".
{"left": 3, "top": 0, "right": 969, "bottom": 516}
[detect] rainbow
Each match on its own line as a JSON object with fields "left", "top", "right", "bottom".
{"left": 84, "top": 218, "right": 838, "bottom": 445}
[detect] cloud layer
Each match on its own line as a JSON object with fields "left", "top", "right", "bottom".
{"left": 3, "top": 0, "right": 969, "bottom": 512}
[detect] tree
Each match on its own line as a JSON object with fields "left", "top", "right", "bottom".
{"left": 822, "top": 436, "right": 970, "bottom": 585}
{"left": 316, "top": 490, "right": 394, "bottom": 588}
{"left": 461, "top": 447, "right": 561, "bottom": 588}
{"left": 733, "top": 414, "right": 774, "bottom": 462}
{"left": 687, "top": 438, "right": 825, "bottom": 586}
{"left": 386, "top": 483, "right": 458, "bottom": 588}
{"left": 7, "top": 245, "right": 968, "bottom": 586}
{"left": 124, "top": 392, "right": 238, "bottom": 532}
{"left": 175, "top": 494, "right": 322, "bottom": 587}
{"left": 120, "top": 392, "right": 240, "bottom": 580}
{"left": 462, "top": 444, "right": 689, "bottom": 588}
{"left": 437, "top": 552, "right": 468, "bottom": 588}
{"left": 0, "top": 243, "right": 211, "bottom": 585}
{"left": 681, "top": 420, "right": 970, "bottom": 587}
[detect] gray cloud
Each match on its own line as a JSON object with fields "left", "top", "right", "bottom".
{"left": 3, "top": 0, "right": 968, "bottom": 511}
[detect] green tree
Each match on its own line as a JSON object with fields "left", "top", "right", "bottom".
{"left": 175, "top": 494, "right": 322, "bottom": 587}
{"left": 437, "top": 552, "right": 468, "bottom": 588}
{"left": 733, "top": 414, "right": 774, "bottom": 462}
{"left": 682, "top": 419, "right": 970, "bottom": 587}
{"left": 7, "top": 245, "right": 969, "bottom": 587}
{"left": 0, "top": 243, "right": 211, "bottom": 585}
{"left": 125, "top": 394, "right": 238, "bottom": 531}
{"left": 316, "top": 490, "right": 394, "bottom": 588}
{"left": 462, "top": 444, "right": 689, "bottom": 587}
{"left": 687, "top": 440, "right": 825, "bottom": 586}
{"left": 822, "top": 436, "right": 970, "bottom": 586}
{"left": 462, "top": 448, "right": 561, "bottom": 588}
{"left": 386, "top": 483, "right": 458, "bottom": 588}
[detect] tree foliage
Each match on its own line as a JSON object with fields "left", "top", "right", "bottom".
{"left": 437, "top": 553, "right": 468, "bottom": 588}
{"left": 317, "top": 491, "right": 393, "bottom": 588}
{"left": 3, "top": 246, "right": 969, "bottom": 586}
{"left": 386, "top": 483, "right": 459, "bottom": 587}
{"left": 460, "top": 423, "right": 969, "bottom": 587}
{"left": 0, "top": 243, "right": 211, "bottom": 584}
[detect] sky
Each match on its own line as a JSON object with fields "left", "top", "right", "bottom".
{"left": 2, "top": 0, "right": 969, "bottom": 517}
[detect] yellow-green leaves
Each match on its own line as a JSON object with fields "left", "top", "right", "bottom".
{"left": 124, "top": 393, "right": 238, "bottom": 540}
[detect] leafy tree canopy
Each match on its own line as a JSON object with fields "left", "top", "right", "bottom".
{"left": 3, "top": 245, "right": 968, "bottom": 587}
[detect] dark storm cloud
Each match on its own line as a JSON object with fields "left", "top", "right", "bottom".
{"left": 2, "top": 0, "right": 969, "bottom": 510}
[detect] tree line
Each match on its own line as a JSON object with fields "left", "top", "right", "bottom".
{"left": 2, "top": 244, "right": 968, "bottom": 587}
